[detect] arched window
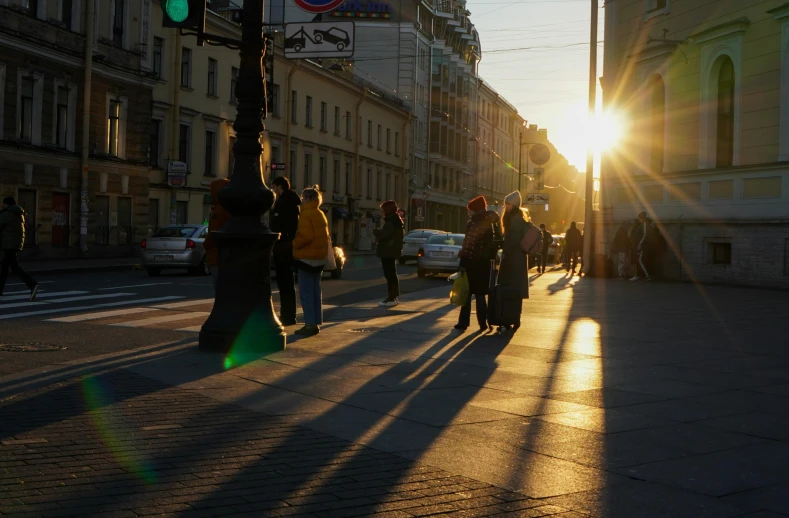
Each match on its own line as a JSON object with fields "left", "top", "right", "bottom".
{"left": 716, "top": 57, "right": 735, "bottom": 167}
{"left": 650, "top": 75, "right": 666, "bottom": 173}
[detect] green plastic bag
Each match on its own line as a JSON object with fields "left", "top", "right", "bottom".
{"left": 450, "top": 272, "right": 469, "bottom": 306}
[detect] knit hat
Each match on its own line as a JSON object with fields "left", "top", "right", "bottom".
{"left": 467, "top": 196, "right": 487, "bottom": 212}
{"left": 2, "top": 197, "right": 15, "bottom": 206}
{"left": 381, "top": 200, "right": 398, "bottom": 216}
{"left": 504, "top": 191, "right": 522, "bottom": 208}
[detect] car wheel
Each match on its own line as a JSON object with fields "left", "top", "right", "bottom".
{"left": 190, "top": 257, "right": 209, "bottom": 276}
{"left": 337, "top": 42, "right": 346, "bottom": 51}
{"left": 398, "top": 257, "right": 407, "bottom": 265}
{"left": 146, "top": 267, "right": 161, "bottom": 277}
{"left": 331, "top": 268, "right": 342, "bottom": 279}
{"left": 417, "top": 268, "right": 426, "bottom": 278}
{"left": 294, "top": 44, "right": 303, "bottom": 52}
{"left": 314, "top": 34, "right": 323, "bottom": 43}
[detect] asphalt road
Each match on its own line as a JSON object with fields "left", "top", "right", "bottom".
{"left": 0, "top": 255, "right": 447, "bottom": 378}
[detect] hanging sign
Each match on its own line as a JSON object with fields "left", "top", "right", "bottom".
{"left": 292, "top": 0, "right": 347, "bottom": 14}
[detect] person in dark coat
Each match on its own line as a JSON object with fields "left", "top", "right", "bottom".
{"left": 628, "top": 213, "right": 645, "bottom": 280}
{"left": 0, "top": 197, "right": 38, "bottom": 301}
{"left": 564, "top": 222, "right": 582, "bottom": 275}
{"left": 611, "top": 221, "right": 631, "bottom": 279}
{"left": 539, "top": 224, "right": 553, "bottom": 274}
{"left": 455, "top": 195, "right": 501, "bottom": 333}
{"left": 374, "top": 200, "right": 405, "bottom": 307}
{"left": 497, "top": 191, "right": 530, "bottom": 332}
{"left": 271, "top": 177, "right": 301, "bottom": 326}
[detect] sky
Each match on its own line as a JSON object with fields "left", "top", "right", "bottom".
{"left": 473, "top": 0, "right": 606, "bottom": 172}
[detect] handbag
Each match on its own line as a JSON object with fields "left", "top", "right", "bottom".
{"left": 325, "top": 235, "right": 337, "bottom": 271}
{"left": 520, "top": 222, "right": 542, "bottom": 255}
{"left": 450, "top": 272, "right": 469, "bottom": 306}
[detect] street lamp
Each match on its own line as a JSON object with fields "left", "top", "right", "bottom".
{"left": 581, "top": 0, "right": 598, "bottom": 275}
{"left": 197, "top": 0, "right": 286, "bottom": 357}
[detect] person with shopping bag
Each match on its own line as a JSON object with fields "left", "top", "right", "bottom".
{"left": 374, "top": 200, "right": 405, "bottom": 307}
{"left": 292, "top": 186, "right": 329, "bottom": 337}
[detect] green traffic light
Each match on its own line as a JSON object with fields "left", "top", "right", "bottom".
{"left": 165, "top": 0, "right": 189, "bottom": 23}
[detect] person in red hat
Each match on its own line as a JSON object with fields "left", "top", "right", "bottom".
{"left": 374, "top": 200, "right": 404, "bottom": 307}
{"left": 455, "top": 195, "right": 501, "bottom": 332}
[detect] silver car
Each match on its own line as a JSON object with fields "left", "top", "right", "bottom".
{"left": 141, "top": 225, "right": 209, "bottom": 276}
{"left": 417, "top": 233, "right": 465, "bottom": 277}
{"left": 400, "top": 229, "right": 441, "bottom": 264}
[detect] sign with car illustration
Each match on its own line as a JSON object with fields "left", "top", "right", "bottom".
{"left": 284, "top": 22, "right": 355, "bottom": 59}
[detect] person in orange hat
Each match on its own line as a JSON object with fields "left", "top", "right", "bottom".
{"left": 203, "top": 178, "right": 231, "bottom": 290}
{"left": 373, "top": 200, "right": 404, "bottom": 307}
{"left": 455, "top": 196, "right": 501, "bottom": 332}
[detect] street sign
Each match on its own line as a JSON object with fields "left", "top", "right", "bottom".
{"left": 293, "top": 0, "right": 347, "bottom": 14}
{"left": 529, "top": 144, "right": 551, "bottom": 165}
{"left": 533, "top": 167, "right": 545, "bottom": 191}
{"left": 270, "top": 163, "right": 287, "bottom": 171}
{"left": 168, "top": 174, "right": 186, "bottom": 188}
{"left": 284, "top": 22, "right": 355, "bottom": 59}
{"left": 415, "top": 206, "right": 424, "bottom": 222}
{"left": 167, "top": 161, "right": 187, "bottom": 174}
{"left": 526, "top": 193, "right": 549, "bottom": 205}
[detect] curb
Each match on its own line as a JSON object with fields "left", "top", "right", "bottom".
{"left": 27, "top": 263, "right": 142, "bottom": 275}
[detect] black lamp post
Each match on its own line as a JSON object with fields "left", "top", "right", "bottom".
{"left": 199, "top": 0, "right": 286, "bottom": 357}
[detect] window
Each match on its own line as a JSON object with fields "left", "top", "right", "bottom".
{"left": 710, "top": 242, "right": 732, "bottom": 265}
{"left": 366, "top": 167, "right": 373, "bottom": 199}
{"left": 205, "top": 130, "right": 216, "bottom": 176}
{"left": 320, "top": 102, "right": 327, "bottom": 131}
{"left": 228, "top": 136, "right": 236, "bottom": 176}
{"left": 271, "top": 84, "right": 280, "bottom": 117}
{"left": 345, "top": 111, "right": 351, "bottom": 138}
{"left": 306, "top": 96, "right": 313, "bottom": 127}
{"left": 290, "top": 150, "right": 297, "bottom": 185}
{"left": 345, "top": 161, "right": 352, "bottom": 194}
{"left": 291, "top": 90, "right": 298, "bottom": 122}
{"left": 319, "top": 155, "right": 327, "bottom": 189}
{"left": 207, "top": 58, "right": 218, "bottom": 96}
{"left": 55, "top": 85, "right": 69, "bottom": 148}
{"left": 178, "top": 123, "right": 191, "bottom": 168}
{"left": 181, "top": 48, "right": 192, "bottom": 88}
{"left": 386, "top": 172, "right": 391, "bottom": 200}
{"left": 334, "top": 106, "right": 340, "bottom": 135}
{"left": 785, "top": 239, "right": 789, "bottom": 276}
{"left": 230, "top": 67, "right": 239, "bottom": 103}
{"left": 113, "top": 0, "right": 125, "bottom": 47}
{"left": 175, "top": 201, "right": 188, "bottom": 224}
{"left": 367, "top": 120, "right": 373, "bottom": 147}
{"left": 304, "top": 152, "right": 312, "bottom": 187}
{"left": 150, "top": 119, "right": 162, "bottom": 168}
{"left": 395, "top": 132, "right": 400, "bottom": 156}
{"left": 716, "top": 57, "right": 735, "bottom": 167}
{"left": 61, "top": 0, "right": 74, "bottom": 28}
{"left": 376, "top": 169, "right": 382, "bottom": 199}
{"left": 647, "top": 0, "right": 667, "bottom": 11}
{"left": 386, "top": 128, "right": 391, "bottom": 153}
{"left": 377, "top": 124, "right": 382, "bottom": 150}
{"left": 108, "top": 99, "right": 121, "bottom": 156}
{"left": 19, "top": 76, "right": 34, "bottom": 142}
{"left": 153, "top": 37, "right": 164, "bottom": 79}
{"left": 333, "top": 159, "right": 340, "bottom": 193}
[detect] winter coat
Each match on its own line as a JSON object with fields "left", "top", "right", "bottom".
{"left": 611, "top": 226, "right": 631, "bottom": 255}
{"left": 498, "top": 210, "right": 530, "bottom": 298}
{"left": 0, "top": 205, "right": 25, "bottom": 251}
{"left": 374, "top": 213, "right": 404, "bottom": 259}
{"left": 541, "top": 229, "right": 553, "bottom": 251}
{"left": 565, "top": 226, "right": 582, "bottom": 253}
{"left": 271, "top": 189, "right": 301, "bottom": 242}
{"left": 293, "top": 199, "right": 329, "bottom": 262}
{"left": 628, "top": 219, "right": 644, "bottom": 251}
{"left": 460, "top": 210, "right": 501, "bottom": 295}
{"left": 203, "top": 178, "right": 231, "bottom": 266}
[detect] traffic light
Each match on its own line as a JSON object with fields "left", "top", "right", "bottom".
{"left": 161, "top": 0, "right": 205, "bottom": 29}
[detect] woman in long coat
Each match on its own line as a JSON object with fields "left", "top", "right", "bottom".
{"left": 497, "top": 191, "right": 530, "bottom": 331}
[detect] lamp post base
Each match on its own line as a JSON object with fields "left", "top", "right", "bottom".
{"left": 199, "top": 230, "right": 285, "bottom": 360}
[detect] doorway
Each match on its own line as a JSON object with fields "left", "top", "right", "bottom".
{"left": 95, "top": 195, "right": 110, "bottom": 245}
{"left": 52, "top": 192, "right": 70, "bottom": 247}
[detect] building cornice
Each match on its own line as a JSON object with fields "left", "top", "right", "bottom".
{"left": 767, "top": 2, "right": 789, "bottom": 21}
{"left": 629, "top": 41, "right": 679, "bottom": 63}
{"left": 690, "top": 17, "right": 750, "bottom": 45}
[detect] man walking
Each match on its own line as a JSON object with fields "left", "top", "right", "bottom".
{"left": 631, "top": 211, "right": 652, "bottom": 282}
{"left": 564, "top": 221, "right": 582, "bottom": 275}
{"left": 374, "top": 200, "right": 405, "bottom": 307}
{"left": 271, "top": 177, "right": 301, "bottom": 326}
{"left": 538, "top": 224, "right": 552, "bottom": 274}
{"left": 0, "top": 197, "right": 38, "bottom": 301}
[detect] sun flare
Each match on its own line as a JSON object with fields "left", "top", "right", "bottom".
{"left": 591, "top": 111, "right": 625, "bottom": 153}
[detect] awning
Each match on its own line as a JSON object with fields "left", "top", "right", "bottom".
{"left": 332, "top": 207, "right": 352, "bottom": 220}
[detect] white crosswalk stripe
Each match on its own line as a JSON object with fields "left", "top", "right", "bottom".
{"left": 47, "top": 307, "right": 161, "bottom": 323}
{"left": 109, "top": 312, "right": 211, "bottom": 328}
{"left": 1, "top": 290, "right": 87, "bottom": 302}
{"left": 0, "top": 296, "right": 185, "bottom": 320}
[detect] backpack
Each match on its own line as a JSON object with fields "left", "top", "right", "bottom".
{"left": 520, "top": 222, "right": 542, "bottom": 255}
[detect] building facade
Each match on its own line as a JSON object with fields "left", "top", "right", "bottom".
{"left": 602, "top": 0, "right": 789, "bottom": 288}
{"left": 0, "top": 0, "right": 155, "bottom": 259}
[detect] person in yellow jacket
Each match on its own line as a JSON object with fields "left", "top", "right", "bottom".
{"left": 292, "top": 186, "right": 329, "bottom": 336}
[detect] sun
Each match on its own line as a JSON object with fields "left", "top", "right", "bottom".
{"left": 588, "top": 110, "right": 625, "bottom": 154}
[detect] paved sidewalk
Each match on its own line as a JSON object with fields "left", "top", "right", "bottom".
{"left": 2, "top": 271, "right": 789, "bottom": 517}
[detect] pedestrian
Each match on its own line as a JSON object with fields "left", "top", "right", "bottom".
{"left": 374, "top": 200, "right": 405, "bottom": 307}
{"left": 497, "top": 191, "right": 530, "bottom": 332}
{"left": 203, "top": 178, "right": 230, "bottom": 290}
{"left": 455, "top": 195, "right": 501, "bottom": 333}
{"left": 271, "top": 176, "right": 301, "bottom": 326}
{"left": 539, "top": 224, "right": 553, "bottom": 274}
{"left": 292, "top": 186, "right": 329, "bottom": 337}
{"left": 0, "top": 197, "right": 38, "bottom": 301}
{"left": 611, "top": 221, "right": 631, "bottom": 279}
{"left": 564, "top": 221, "right": 582, "bottom": 275}
{"left": 631, "top": 211, "right": 653, "bottom": 282}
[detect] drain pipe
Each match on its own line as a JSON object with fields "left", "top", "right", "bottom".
{"left": 400, "top": 114, "right": 411, "bottom": 210}
{"left": 79, "top": 0, "right": 95, "bottom": 254}
{"left": 285, "top": 63, "right": 298, "bottom": 174}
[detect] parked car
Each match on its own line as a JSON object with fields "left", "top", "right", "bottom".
{"left": 400, "top": 229, "right": 441, "bottom": 264}
{"left": 141, "top": 225, "right": 209, "bottom": 276}
{"left": 417, "top": 233, "right": 464, "bottom": 277}
{"left": 270, "top": 246, "right": 346, "bottom": 280}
